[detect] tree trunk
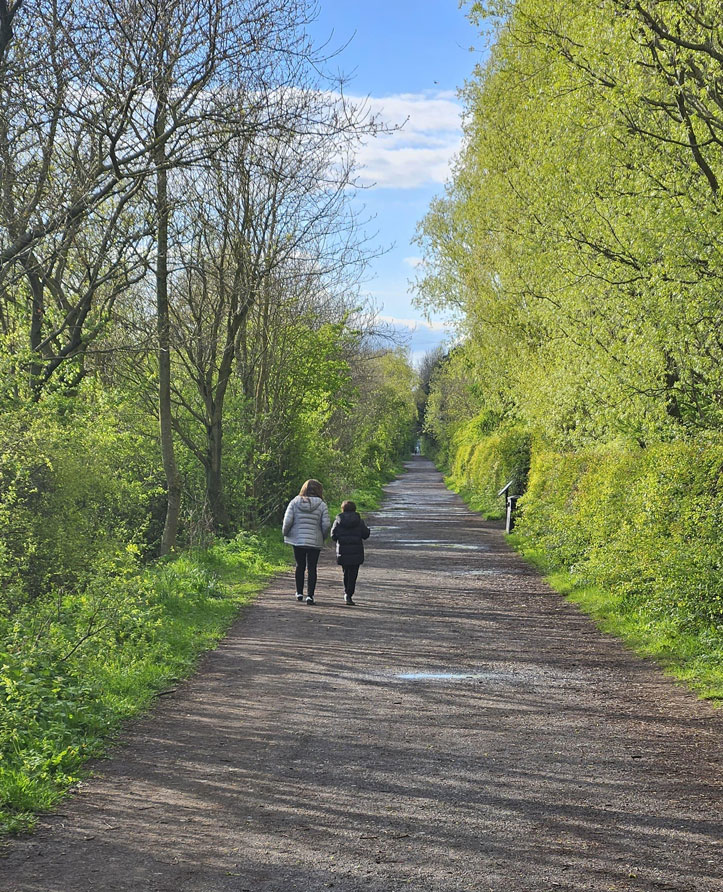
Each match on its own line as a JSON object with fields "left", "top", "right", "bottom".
{"left": 156, "top": 157, "right": 182, "bottom": 555}
{"left": 24, "top": 261, "right": 44, "bottom": 399}
{"left": 206, "top": 412, "right": 230, "bottom": 533}
{"left": 0, "top": 0, "right": 20, "bottom": 66}
{"left": 203, "top": 313, "right": 242, "bottom": 534}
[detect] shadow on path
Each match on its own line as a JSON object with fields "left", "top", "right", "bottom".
{"left": 2, "top": 458, "right": 722, "bottom": 892}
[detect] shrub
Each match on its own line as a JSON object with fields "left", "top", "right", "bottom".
{"left": 448, "top": 416, "right": 531, "bottom": 517}
{"left": 518, "top": 439, "right": 723, "bottom": 628}
{"left": 0, "top": 388, "right": 160, "bottom": 606}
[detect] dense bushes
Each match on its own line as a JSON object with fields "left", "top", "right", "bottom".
{"left": 518, "top": 440, "right": 723, "bottom": 629}
{"left": 446, "top": 415, "right": 531, "bottom": 518}
{"left": 0, "top": 390, "right": 161, "bottom": 831}
{"left": 0, "top": 390, "right": 160, "bottom": 612}
{"left": 439, "top": 419, "right": 723, "bottom": 635}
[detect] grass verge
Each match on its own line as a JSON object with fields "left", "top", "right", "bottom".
{"left": 0, "top": 462, "right": 403, "bottom": 837}
{"left": 446, "top": 476, "right": 505, "bottom": 521}
{"left": 508, "top": 534, "right": 723, "bottom": 705}
{"left": 0, "top": 531, "right": 290, "bottom": 836}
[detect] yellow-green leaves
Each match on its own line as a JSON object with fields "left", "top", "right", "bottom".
{"left": 416, "top": 0, "right": 723, "bottom": 443}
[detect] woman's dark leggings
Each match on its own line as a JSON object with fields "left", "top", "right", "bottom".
{"left": 343, "top": 564, "right": 360, "bottom": 596}
{"left": 293, "top": 546, "right": 320, "bottom": 596}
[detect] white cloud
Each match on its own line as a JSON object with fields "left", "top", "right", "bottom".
{"left": 403, "top": 256, "right": 425, "bottom": 268}
{"left": 352, "top": 90, "right": 463, "bottom": 189}
{"left": 377, "top": 314, "right": 450, "bottom": 332}
{"left": 369, "top": 91, "right": 462, "bottom": 130}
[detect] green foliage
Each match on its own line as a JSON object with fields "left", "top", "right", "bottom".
{"left": 422, "top": 348, "right": 487, "bottom": 467}
{"left": 205, "top": 321, "right": 418, "bottom": 530}
{"left": 0, "top": 532, "right": 289, "bottom": 834}
{"left": 416, "top": 0, "right": 723, "bottom": 445}
{"left": 447, "top": 417, "right": 531, "bottom": 518}
{"left": 518, "top": 440, "right": 723, "bottom": 629}
{"left": 328, "top": 460, "right": 404, "bottom": 521}
{"left": 263, "top": 345, "right": 418, "bottom": 514}
{"left": 0, "top": 386, "right": 161, "bottom": 607}
{"left": 350, "top": 350, "right": 419, "bottom": 480}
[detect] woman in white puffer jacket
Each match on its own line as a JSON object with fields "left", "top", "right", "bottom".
{"left": 282, "top": 479, "right": 331, "bottom": 605}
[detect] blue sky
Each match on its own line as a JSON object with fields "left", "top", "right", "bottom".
{"left": 307, "top": 1, "right": 487, "bottom": 363}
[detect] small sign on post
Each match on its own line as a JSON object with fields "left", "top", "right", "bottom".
{"left": 497, "top": 481, "right": 520, "bottom": 534}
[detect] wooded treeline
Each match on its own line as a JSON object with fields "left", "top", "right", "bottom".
{"left": 0, "top": 0, "right": 419, "bottom": 607}
{"left": 0, "top": 0, "right": 419, "bottom": 828}
{"left": 417, "top": 0, "right": 723, "bottom": 658}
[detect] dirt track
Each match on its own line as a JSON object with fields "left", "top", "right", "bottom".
{"left": 2, "top": 457, "right": 722, "bottom": 892}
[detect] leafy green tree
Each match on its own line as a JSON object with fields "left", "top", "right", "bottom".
{"left": 163, "top": 75, "right": 374, "bottom": 533}
{"left": 417, "top": 0, "right": 723, "bottom": 446}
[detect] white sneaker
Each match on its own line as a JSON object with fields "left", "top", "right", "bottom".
{"left": 295, "top": 593, "right": 304, "bottom": 601}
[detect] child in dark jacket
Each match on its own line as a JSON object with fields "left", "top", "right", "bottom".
{"left": 330, "top": 500, "right": 370, "bottom": 606}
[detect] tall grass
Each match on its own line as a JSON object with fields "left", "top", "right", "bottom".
{"left": 0, "top": 532, "right": 289, "bottom": 834}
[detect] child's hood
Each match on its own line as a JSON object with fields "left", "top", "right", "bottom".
{"left": 337, "top": 511, "right": 361, "bottom": 527}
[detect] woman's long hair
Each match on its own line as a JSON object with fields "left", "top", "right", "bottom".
{"left": 299, "top": 478, "right": 324, "bottom": 498}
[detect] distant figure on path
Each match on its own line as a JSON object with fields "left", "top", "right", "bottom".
{"left": 330, "top": 500, "right": 370, "bottom": 606}
{"left": 282, "top": 479, "right": 331, "bottom": 605}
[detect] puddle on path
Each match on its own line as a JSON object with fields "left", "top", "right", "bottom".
{"left": 394, "top": 540, "right": 489, "bottom": 551}
{"left": 376, "top": 506, "right": 464, "bottom": 511}
{"left": 365, "top": 665, "right": 588, "bottom": 688}
{"left": 396, "top": 671, "right": 517, "bottom": 683}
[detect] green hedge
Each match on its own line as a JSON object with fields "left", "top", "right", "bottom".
{"left": 441, "top": 425, "right": 722, "bottom": 699}
{"left": 446, "top": 415, "right": 531, "bottom": 518}
{"left": 518, "top": 439, "right": 723, "bottom": 629}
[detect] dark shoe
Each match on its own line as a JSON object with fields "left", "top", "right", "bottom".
{"left": 345, "top": 595, "right": 355, "bottom": 605}
{"left": 306, "top": 595, "right": 315, "bottom": 605}
{"left": 295, "top": 593, "right": 304, "bottom": 601}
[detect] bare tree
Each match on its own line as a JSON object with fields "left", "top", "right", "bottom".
{"left": 90, "top": 0, "right": 340, "bottom": 552}
{"left": 0, "top": 0, "right": 158, "bottom": 395}
{"left": 166, "top": 68, "right": 377, "bottom": 531}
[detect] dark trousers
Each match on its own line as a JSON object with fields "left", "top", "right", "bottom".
{"left": 342, "top": 564, "right": 360, "bottom": 596}
{"left": 293, "top": 546, "right": 320, "bottom": 596}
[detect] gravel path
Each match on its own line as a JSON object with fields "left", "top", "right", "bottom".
{"left": 2, "top": 457, "right": 722, "bottom": 892}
